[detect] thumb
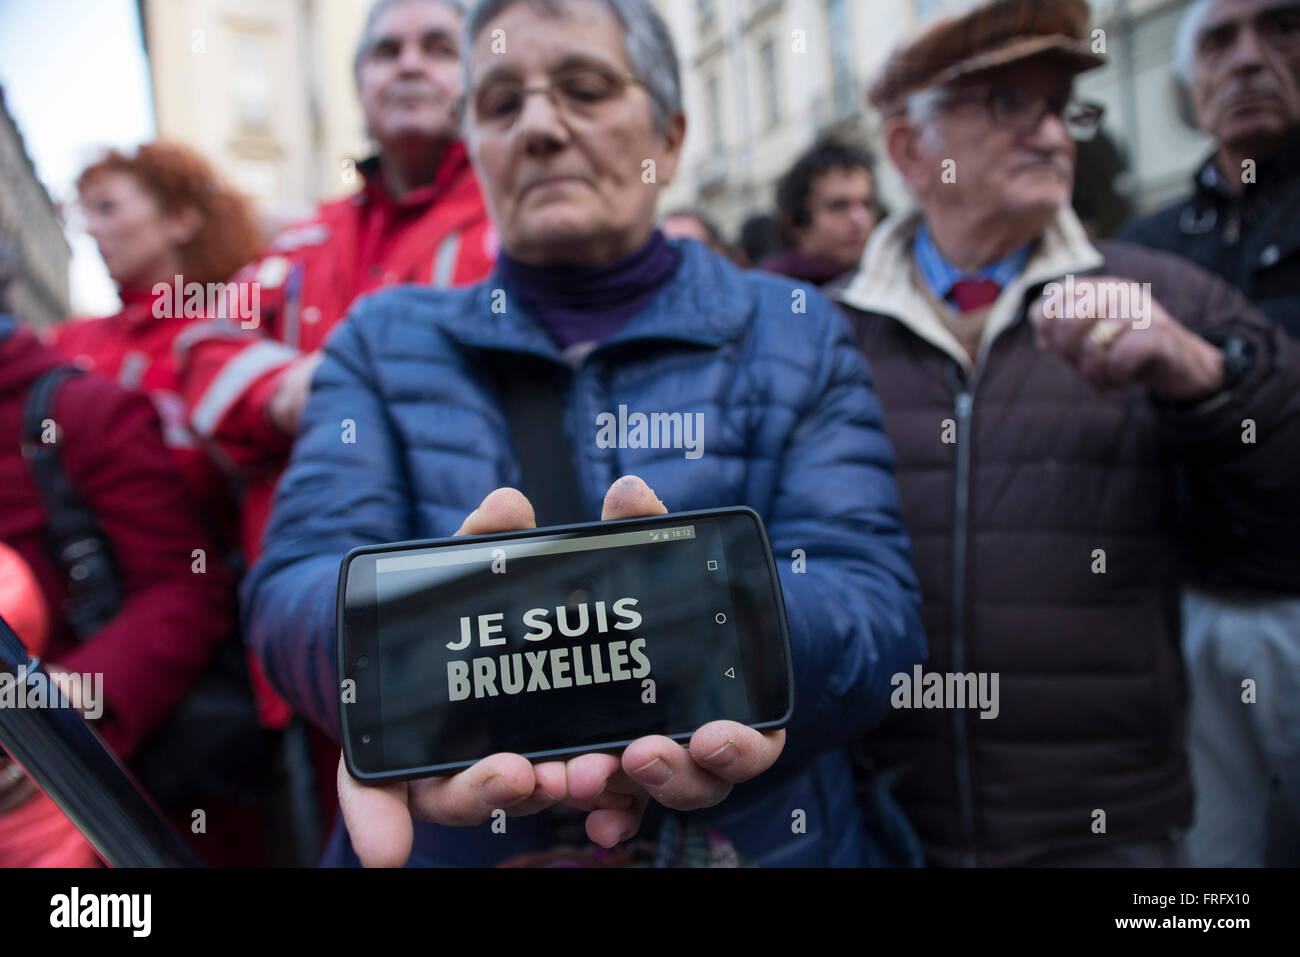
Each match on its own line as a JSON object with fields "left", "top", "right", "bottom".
{"left": 337, "top": 753, "right": 414, "bottom": 868}
{"left": 601, "top": 475, "right": 669, "bottom": 521}
{"left": 456, "top": 487, "right": 537, "bottom": 536}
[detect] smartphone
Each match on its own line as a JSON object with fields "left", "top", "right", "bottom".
{"left": 337, "top": 507, "right": 793, "bottom": 781}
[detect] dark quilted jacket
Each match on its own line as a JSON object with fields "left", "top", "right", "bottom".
{"left": 838, "top": 212, "right": 1300, "bottom": 867}
{"left": 242, "top": 239, "right": 927, "bottom": 867}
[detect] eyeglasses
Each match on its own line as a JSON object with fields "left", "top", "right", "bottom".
{"left": 460, "top": 65, "right": 649, "bottom": 130}
{"left": 936, "top": 86, "right": 1106, "bottom": 141}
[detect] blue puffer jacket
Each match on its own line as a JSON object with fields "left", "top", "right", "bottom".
{"left": 243, "top": 239, "right": 926, "bottom": 867}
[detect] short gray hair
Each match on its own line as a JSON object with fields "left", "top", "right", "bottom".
{"left": 461, "top": 0, "right": 683, "bottom": 133}
{"left": 1174, "top": 0, "right": 1217, "bottom": 84}
{"left": 353, "top": 0, "right": 468, "bottom": 82}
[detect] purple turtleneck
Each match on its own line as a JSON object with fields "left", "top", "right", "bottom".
{"left": 497, "top": 229, "right": 682, "bottom": 349}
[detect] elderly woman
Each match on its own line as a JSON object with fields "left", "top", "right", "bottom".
{"left": 244, "top": 0, "right": 925, "bottom": 867}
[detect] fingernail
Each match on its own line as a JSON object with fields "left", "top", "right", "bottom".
{"left": 631, "top": 756, "right": 673, "bottom": 786}
{"left": 704, "top": 741, "right": 738, "bottom": 767}
{"left": 535, "top": 783, "right": 560, "bottom": 802}
{"left": 480, "top": 774, "right": 525, "bottom": 805}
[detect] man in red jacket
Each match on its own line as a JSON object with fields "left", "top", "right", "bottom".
{"left": 178, "top": 0, "right": 495, "bottom": 569}
{"left": 176, "top": 0, "right": 494, "bottom": 846}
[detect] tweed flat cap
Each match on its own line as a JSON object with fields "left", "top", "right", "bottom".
{"left": 868, "top": 0, "right": 1107, "bottom": 113}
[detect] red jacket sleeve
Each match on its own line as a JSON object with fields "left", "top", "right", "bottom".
{"left": 175, "top": 320, "right": 300, "bottom": 473}
{"left": 51, "top": 376, "right": 235, "bottom": 757}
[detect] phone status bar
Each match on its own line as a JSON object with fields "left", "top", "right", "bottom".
{"left": 376, "top": 524, "right": 699, "bottom": 573}
{"left": 646, "top": 525, "right": 695, "bottom": 543}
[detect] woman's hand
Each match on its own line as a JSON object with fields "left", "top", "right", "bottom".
{"left": 336, "top": 476, "right": 785, "bottom": 867}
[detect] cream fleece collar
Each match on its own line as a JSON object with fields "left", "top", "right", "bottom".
{"left": 837, "top": 204, "right": 1105, "bottom": 375}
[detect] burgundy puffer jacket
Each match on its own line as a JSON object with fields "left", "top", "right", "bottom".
{"left": 837, "top": 211, "right": 1300, "bottom": 866}
{"left": 0, "top": 320, "right": 234, "bottom": 758}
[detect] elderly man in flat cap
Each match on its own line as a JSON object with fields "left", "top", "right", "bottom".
{"left": 837, "top": 0, "right": 1300, "bottom": 866}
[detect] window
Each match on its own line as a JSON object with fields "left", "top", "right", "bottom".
{"left": 760, "top": 39, "right": 780, "bottom": 127}
{"left": 706, "top": 72, "right": 723, "bottom": 152}
{"left": 826, "top": 0, "right": 855, "bottom": 117}
{"left": 233, "top": 35, "right": 271, "bottom": 131}
{"left": 697, "top": 0, "right": 716, "bottom": 32}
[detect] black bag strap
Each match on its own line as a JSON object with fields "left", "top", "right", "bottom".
{"left": 493, "top": 357, "right": 588, "bottom": 527}
{"left": 491, "top": 356, "right": 598, "bottom": 846}
{"left": 491, "top": 355, "right": 675, "bottom": 846}
{"left": 22, "top": 365, "right": 80, "bottom": 451}
{"left": 21, "top": 366, "right": 124, "bottom": 642}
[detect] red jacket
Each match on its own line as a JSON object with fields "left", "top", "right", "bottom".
{"left": 177, "top": 142, "right": 496, "bottom": 565}
{"left": 176, "top": 143, "right": 493, "bottom": 731}
{"left": 47, "top": 287, "right": 238, "bottom": 546}
{"left": 0, "top": 322, "right": 234, "bottom": 758}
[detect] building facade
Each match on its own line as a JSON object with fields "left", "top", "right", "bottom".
{"left": 139, "top": 0, "right": 375, "bottom": 229}
{"left": 0, "top": 86, "right": 71, "bottom": 328}
{"left": 138, "top": 0, "right": 1211, "bottom": 242}
{"left": 653, "top": 0, "right": 1210, "bottom": 241}
{"left": 651, "top": 0, "right": 910, "bottom": 236}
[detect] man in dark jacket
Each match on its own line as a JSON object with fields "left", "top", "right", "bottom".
{"left": 838, "top": 0, "right": 1300, "bottom": 866}
{"left": 1118, "top": 0, "right": 1300, "bottom": 339}
{"left": 1116, "top": 0, "right": 1300, "bottom": 866}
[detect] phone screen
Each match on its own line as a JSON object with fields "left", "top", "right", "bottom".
{"left": 339, "top": 509, "right": 791, "bottom": 778}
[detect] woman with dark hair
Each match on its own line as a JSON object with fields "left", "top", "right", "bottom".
{"left": 48, "top": 141, "right": 263, "bottom": 530}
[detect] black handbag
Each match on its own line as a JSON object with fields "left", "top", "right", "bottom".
{"left": 21, "top": 366, "right": 276, "bottom": 810}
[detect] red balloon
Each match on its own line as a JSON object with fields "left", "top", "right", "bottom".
{"left": 0, "top": 543, "right": 48, "bottom": 657}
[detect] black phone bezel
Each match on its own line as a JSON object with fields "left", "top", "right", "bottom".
{"left": 336, "top": 506, "right": 793, "bottom": 782}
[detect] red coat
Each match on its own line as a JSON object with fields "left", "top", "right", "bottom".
{"left": 177, "top": 141, "right": 496, "bottom": 567}
{"left": 47, "top": 287, "right": 238, "bottom": 546}
{"left": 0, "top": 324, "right": 234, "bottom": 758}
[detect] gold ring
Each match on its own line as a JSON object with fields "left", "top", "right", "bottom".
{"left": 1089, "top": 319, "right": 1123, "bottom": 349}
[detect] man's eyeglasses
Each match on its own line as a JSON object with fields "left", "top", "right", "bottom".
{"left": 936, "top": 86, "right": 1106, "bottom": 141}
{"left": 460, "top": 65, "right": 649, "bottom": 129}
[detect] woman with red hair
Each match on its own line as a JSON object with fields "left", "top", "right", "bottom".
{"left": 49, "top": 142, "right": 263, "bottom": 536}
{"left": 43, "top": 145, "right": 279, "bottom": 866}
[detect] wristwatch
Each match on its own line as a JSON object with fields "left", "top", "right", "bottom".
{"left": 1161, "top": 333, "right": 1256, "bottom": 412}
